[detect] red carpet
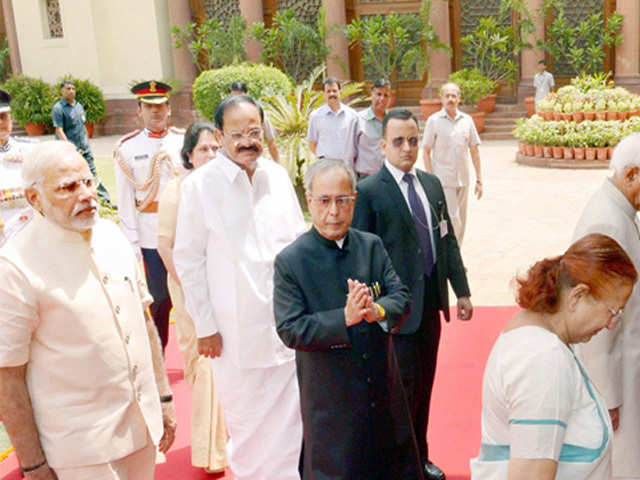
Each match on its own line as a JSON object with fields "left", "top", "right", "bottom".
{"left": 1, "top": 306, "right": 516, "bottom": 479}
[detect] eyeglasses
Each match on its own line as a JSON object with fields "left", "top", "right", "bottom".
{"left": 606, "top": 305, "right": 624, "bottom": 328}
{"left": 309, "top": 195, "right": 356, "bottom": 209}
{"left": 41, "top": 177, "right": 95, "bottom": 197}
{"left": 224, "top": 127, "right": 263, "bottom": 143}
{"left": 391, "top": 136, "right": 419, "bottom": 148}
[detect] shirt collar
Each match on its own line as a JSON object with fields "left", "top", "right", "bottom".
{"left": 216, "top": 149, "right": 263, "bottom": 185}
{"left": 362, "top": 107, "right": 377, "bottom": 121}
{"left": 437, "top": 107, "right": 462, "bottom": 121}
{"left": 310, "top": 225, "right": 351, "bottom": 250}
{"left": 32, "top": 211, "right": 92, "bottom": 245}
{"left": 323, "top": 102, "right": 346, "bottom": 116}
{"left": 384, "top": 158, "right": 418, "bottom": 187}
{"left": 604, "top": 177, "right": 637, "bottom": 219}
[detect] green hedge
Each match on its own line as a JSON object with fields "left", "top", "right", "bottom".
{"left": 2, "top": 75, "right": 58, "bottom": 127}
{"left": 193, "top": 63, "right": 292, "bottom": 121}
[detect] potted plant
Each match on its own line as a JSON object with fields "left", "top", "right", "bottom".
{"left": 606, "top": 101, "right": 618, "bottom": 121}
{"left": 595, "top": 98, "right": 607, "bottom": 120}
{"left": 571, "top": 100, "right": 584, "bottom": 123}
{"left": 2, "top": 75, "right": 57, "bottom": 135}
{"left": 552, "top": 102, "right": 563, "bottom": 121}
{"left": 583, "top": 101, "right": 596, "bottom": 121}
{"left": 537, "top": 98, "right": 554, "bottom": 121}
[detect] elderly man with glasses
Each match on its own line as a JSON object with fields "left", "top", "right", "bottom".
{"left": 353, "top": 109, "right": 472, "bottom": 480}
{"left": 274, "top": 157, "right": 421, "bottom": 479}
{"left": 0, "top": 141, "right": 175, "bottom": 479}
{"left": 174, "top": 95, "right": 305, "bottom": 480}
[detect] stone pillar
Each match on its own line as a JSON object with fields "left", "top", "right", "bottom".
{"left": 615, "top": 0, "right": 640, "bottom": 91}
{"left": 322, "top": 0, "right": 350, "bottom": 80}
{"left": 239, "top": 0, "right": 263, "bottom": 62}
{"left": 517, "top": 0, "right": 545, "bottom": 101}
{"left": 425, "top": 0, "right": 451, "bottom": 98}
{"left": 168, "top": 0, "right": 196, "bottom": 84}
{"left": 1, "top": 0, "right": 21, "bottom": 75}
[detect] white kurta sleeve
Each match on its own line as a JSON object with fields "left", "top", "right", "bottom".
{"left": 113, "top": 150, "right": 140, "bottom": 249}
{"left": 173, "top": 178, "right": 218, "bottom": 338}
{"left": 505, "top": 344, "right": 575, "bottom": 460}
{"left": 572, "top": 218, "right": 626, "bottom": 408}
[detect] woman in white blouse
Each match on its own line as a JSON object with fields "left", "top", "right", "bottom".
{"left": 471, "top": 233, "right": 637, "bottom": 479}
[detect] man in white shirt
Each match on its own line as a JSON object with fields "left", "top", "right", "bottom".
{"left": 0, "top": 141, "right": 176, "bottom": 479}
{"left": 307, "top": 77, "right": 362, "bottom": 168}
{"left": 174, "top": 95, "right": 305, "bottom": 480}
{"left": 533, "top": 60, "right": 555, "bottom": 103}
{"left": 422, "top": 82, "right": 483, "bottom": 246}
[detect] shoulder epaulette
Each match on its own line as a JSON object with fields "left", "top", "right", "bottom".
{"left": 169, "top": 126, "right": 185, "bottom": 134}
{"left": 116, "top": 129, "right": 142, "bottom": 148}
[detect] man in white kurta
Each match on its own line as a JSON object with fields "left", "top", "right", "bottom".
{"left": 0, "top": 141, "right": 176, "bottom": 479}
{"left": 174, "top": 95, "right": 305, "bottom": 480}
{"left": 573, "top": 133, "right": 640, "bottom": 479}
{"left": 422, "top": 82, "right": 483, "bottom": 246}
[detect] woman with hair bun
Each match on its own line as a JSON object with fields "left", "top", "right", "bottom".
{"left": 471, "top": 233, "right": 637, "bottom": 479}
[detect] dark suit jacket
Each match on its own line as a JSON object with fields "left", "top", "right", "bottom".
{"left": 352, "top": 165, "right": 470, "bottom": 334}
{"left": 273, "top": 227, "right": 416, "bottom": 479}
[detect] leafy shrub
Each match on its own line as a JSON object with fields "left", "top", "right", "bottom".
{"left": 58, "top": 75, "right": 106, "bottom": 123}
{"left": 447, "top": 69, "right": 496, "bottom": 106}
{"left": 2, "top": 75, "right": 58, "bottom": 126}
{"left": 172, "top": 14, "right": 247, "bottom": 72}
{"left": 193, "top": 63, "right": 292, "bottom": 121}
{"left": 250, "top": 8, "right": 329, "bottom": 84}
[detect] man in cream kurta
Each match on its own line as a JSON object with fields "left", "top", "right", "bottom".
{"left": 174, "top": 95, "right": 305, "bottom": 480}
{"left": 0, "top": 141, "right": 175, "bottom": 479}
{"left": 422, "top": 82, "right": 483, "bottom": 246}
{"left": 573, "top": 133, "right": 640, "bottom": 479}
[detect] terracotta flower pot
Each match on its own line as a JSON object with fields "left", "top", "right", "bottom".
{"left": 524, "top": 144, "right": 535, "bottom": 156}
{"left": 534, "top": 145, "right": 543, "bottom": 157}
{"left": 24, "top": 122, "right": 46, "bottom": 136}
{"left": 553, "top": 112, "right": 563, "bottom": 121}
{"left": 524, "top": 97, "right": 536, "bottom": 117}
{"left": 85, "top": 122, "right": 95, "bottom": 138}
{"left": 608, "top": 146, "right": 613, "bottom": 159}
{"left": 619, "top": 111, "right": 629, "bottom": 121}
{"left": 572, "top": 112, "right": 584, "bottom": 123}
{"left": 596, "top": 147, "right": 608, "bottom": 160}
{"left": 552, "top": 146, "right": 563, "bottom": 159}
{"left": 606, "top": 111, "right": 618, "bottom": 121}
{"left": 517, "top": 141, "right": 526, "bottom": 154}
{"left": 542, "top": 146, "right": 552, "bottom": 158}
{"left": 563, "top": 147, "right": 574, "bottom": 159}
{"left": 561, "top": 113, "right": 572, "bottom": 121}
{"left": 464, "top": 109, "right": 485, "bottom": 133}
{"left": 595, "top": 111, "right": 607, "bottom": 121}
{"left": 542, "top": 111, "right": 554, "bottom": 121}
{"left": 585, "top": 147, "right": 597, "bottom": 160}
{"left": 477, "top": 93, "right": 497, "bottom": 114}
{"left": 420, "top": 98, "right": 442, "bottom": 120}
{"left": 584, "top": 112, "right": 596, "bottom": 121}
{"left": 573, "top": 147, "right": 585, "bottom": 160}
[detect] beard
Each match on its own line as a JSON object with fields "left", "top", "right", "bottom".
{"left": 41, "top": 195, "right": 98, "bottom": 233}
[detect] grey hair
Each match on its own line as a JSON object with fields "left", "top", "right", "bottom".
{"left": 22, "top": 141, "right": 79, "bottom": 189}
{"left": 610, "top": 133, "right": 640, "bottom": 175}
{"left": 440, "top": 82, "right": 461, "bottom": 96}
{"left": 304, "top": 158, "right": 356, "bottom": 194}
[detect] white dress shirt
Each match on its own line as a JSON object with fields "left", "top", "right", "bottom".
{"left": 174, "top": 152, "right": 306, "bottom": 369}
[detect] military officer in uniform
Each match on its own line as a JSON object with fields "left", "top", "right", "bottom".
{"left": 0, "top": 89, "right": 36, "bottom": 245}
{"left": 114, "top": 80, "right": 185, "bottom": 350}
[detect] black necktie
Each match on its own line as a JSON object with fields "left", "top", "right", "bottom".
{"left": 403, "top": 173, "right": 434, "bottom": 276}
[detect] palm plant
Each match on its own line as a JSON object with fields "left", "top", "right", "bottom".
{"left": 262, "top": 67, "right": 366, "bottom": 197}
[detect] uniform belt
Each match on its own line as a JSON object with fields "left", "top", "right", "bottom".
{"left": 136, "top": 200, "right": 159, "bottom": 213}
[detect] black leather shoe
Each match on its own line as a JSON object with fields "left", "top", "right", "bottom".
{"left": 424, "top": 461, "right": 446, "bottom": 480}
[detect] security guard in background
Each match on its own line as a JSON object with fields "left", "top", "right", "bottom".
{"left": 114, "top": 80, "right": 185, "bottom": 350}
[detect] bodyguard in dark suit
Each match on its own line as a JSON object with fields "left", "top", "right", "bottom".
{"left": 352, "top": 109, "right": 472, "bottom": 480}
{"left": 274, "top": 158, "right": 422, "bottom": 479}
